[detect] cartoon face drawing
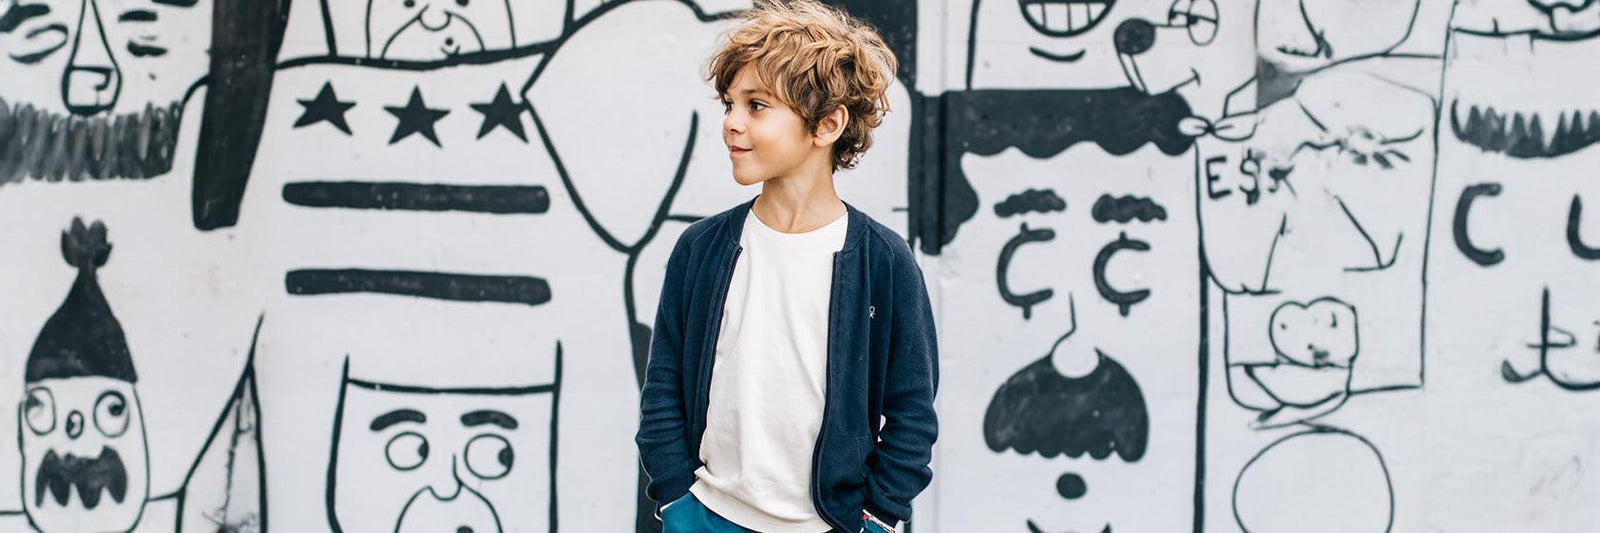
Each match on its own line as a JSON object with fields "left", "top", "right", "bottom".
{"left": 1432, "top": 0, "right": 1600, "bottom": 391}
{"left": 364, "top": 0, "right": 514, "bottom": 59}
{"left": 20, "top": 378, "right": 151, "bottom": 532}
{"left": 938, "top": 128, "right": 1200, "bottom": 531}
{"left": 19, "top": 218, "right": 150, "bottom": 533}
{"left": 328, "top": 365, "right": 555, "bottom": 533}
{"left": 0, "top": 0, "right": 212, "bottom": 114}
{"left": 1114, "top": 0, "right": 1257, "bottom": 116}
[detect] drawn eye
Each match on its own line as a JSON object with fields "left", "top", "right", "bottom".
{"left": 403, "top": 0, "right": 415, "bottom": 7}
{"left": 456, "top": 0, "right": 468, "bottom": 6}
{"left": 1184, "top": 0, "right": 1218, "bottom": 45}
{"left": 385, "top": 432, "right": 429, "bottom": 471}
{"left": 10, "top": 24, "right": 69, "bottom": 65}
{"left": 22, "top": 388, "right": 55, "bottom": 435}
{"left": 464, "top": 433, "right": 513, "bottom": 480}
{"left": 94, "top": 390, "right": 130, "bottom": 437}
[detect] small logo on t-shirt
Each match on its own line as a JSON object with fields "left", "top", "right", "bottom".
{"left": 869, "top": 305, "right": 876, "bottom": 319}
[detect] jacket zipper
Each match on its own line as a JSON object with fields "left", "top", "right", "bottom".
{"left": 694, "top": 245, "right": 742, "bottom": 459}
{"left": 811, "top": 250, "right": 844, "bottom": 531}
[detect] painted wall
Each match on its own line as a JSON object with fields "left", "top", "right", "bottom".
{"left": 0, "top": 0, "right": 1596, "bottom": 531}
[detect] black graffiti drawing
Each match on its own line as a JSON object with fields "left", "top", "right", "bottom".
{"left": 1091, "top": 194, "right": 1166, "bottom": 223}
{"left": 1450, "top": 102, "right": 1600, "bottom": 160}
{"left": 994, "top": 188, "right": 1067, "bottom": 219}
{"left": 326, "top": 345, "right": 562, "bottom": 533}
{"left": 285, "top": 269, "right": 552, "bottom": 306}
{"left": 1567, "top": 196, "right": 1600, "bottom": 260}
{"left": 176, "top": 316, "right": 267, "bottom": 533}
{"left": 1233, "top": 297, "right": 1359, "bottom": 428}
{"left": 471, "top": 84, "right": 528, "bottom": 141}
{"left": 984, "top": 308, "right": 1147, "bottom": 533}
{"left": 364, "top": 0, "right": 514, "bottom": 60}
{"left": 1253, "top": 0, "right": 1422, "bottom": 108}
{"left": 940, "top": 89, "right": 1194, "bottom": 247}
{"left": 283, "top": 182, "right": 551, "bottom": 214}
{"left": 1093, "top": 232, "right": 1151, "bottom": 317}
{"left": 20, "top": 217, "right": 151, "bottom": 533}
{"left": 385, "top": 86, "right": 451, "bottom": 146}
{"left": 1452, "top": 182, "right": 1504, "bottom": 266}
{"left": 1502, "top": 287, "right": 1600, "bottom": 391}
{"left": 295, "top": 81, "right": 358, "bottom": 135}
{"left": 997, "top": 222, "right": 1057, "bottom": 320}
{"left": 1232, "top": 427, "right": 1393, "bottom": 533}
{"left": 7, "top": 219, "right": 268, "bottom": 532}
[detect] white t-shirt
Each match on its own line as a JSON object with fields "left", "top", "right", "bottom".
{"left": 689, "top": 209, "right": 848, "bottom": 533}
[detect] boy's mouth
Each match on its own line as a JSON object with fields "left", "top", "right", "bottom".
{"left": 729, "top": 146, "right": 752, "bottom": 157}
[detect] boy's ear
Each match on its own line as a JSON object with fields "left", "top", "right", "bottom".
{"left": 813, "top": 104, "right": 849, "bottom": 147}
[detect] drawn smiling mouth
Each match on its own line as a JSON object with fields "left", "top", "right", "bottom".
{"left": 1026, "top": 520, "right": 1111, "bottom": 533}
{"left": 35, "top": 448, "right": 129, "bottom": 509}
{"left": 1019, "top": 0, "right": 1116, "bottom": 37}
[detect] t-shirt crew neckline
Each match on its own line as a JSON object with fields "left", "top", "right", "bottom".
{"left": 746, "top": 209, "right": 848, "bottom": 245}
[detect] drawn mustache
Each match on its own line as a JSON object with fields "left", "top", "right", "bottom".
{"left": 35, "top": 448, "right": 128, "bottom": 509}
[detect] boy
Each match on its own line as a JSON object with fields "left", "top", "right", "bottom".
{"left": 635, "top": 2, "right": 939, "bottom": 532}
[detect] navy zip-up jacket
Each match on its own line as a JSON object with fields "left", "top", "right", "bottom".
{"left": 636, "top": 197, "right": 939, "bottom": 531}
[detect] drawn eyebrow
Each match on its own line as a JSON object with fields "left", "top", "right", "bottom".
{"left": 0, "top": 2, "right": 50, "bottom": 33}
{"left": 461, "top": 410, "right": 519, "bottom": 429}
{"left": 151, "top": 0, "right": 198, "bottom": 7}
{"left": 118, "top": 9, "right": 157, "bottom": 22}
{"left": 127, "top": 42, "right": 167, "bottom": 57}
{"left": 369, "top": 409, "right": 427, "bottom": 431}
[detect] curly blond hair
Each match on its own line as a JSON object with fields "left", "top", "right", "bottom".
{"left": 707, "top": 0, "right": 898, "bottom": 171}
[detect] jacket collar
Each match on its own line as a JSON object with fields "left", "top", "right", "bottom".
{"left": 724, "top": 194, "right": 868, "bottom": 253}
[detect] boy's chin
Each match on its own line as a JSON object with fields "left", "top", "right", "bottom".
{"left": 731, "top": 171, "right": 770, "bottom": 187}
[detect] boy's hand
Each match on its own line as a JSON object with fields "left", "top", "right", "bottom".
{"left": 861, "top": 510, "right": 897, "bottom": 533}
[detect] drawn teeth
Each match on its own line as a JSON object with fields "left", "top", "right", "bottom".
{"left": 1020, "top": 0, "right": 1114, "bottom": 35}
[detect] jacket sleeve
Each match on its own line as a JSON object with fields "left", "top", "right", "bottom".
{"left": 864, "top": 243, "right": 940, "bottom": 525}
{"left": 635, "top": 232, "right": 700, "bottom": 514}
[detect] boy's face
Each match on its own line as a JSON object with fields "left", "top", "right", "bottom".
{"left": 721, "top": 66, "right": 821, "bottom": 186}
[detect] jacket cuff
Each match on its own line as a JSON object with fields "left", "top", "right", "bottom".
{"left": 863, "top": 500, "right": 905, "bottom": 526}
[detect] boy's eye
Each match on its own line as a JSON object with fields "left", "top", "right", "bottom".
{"left": 749, "top": 101, "right": 766, "bottom": 112}
{"left": 720, "top": 99, "right": 733, "bottom": 114}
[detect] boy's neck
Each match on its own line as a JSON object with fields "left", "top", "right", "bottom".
{"left": 754, "top": 169, "right": 846, "bottom": 234}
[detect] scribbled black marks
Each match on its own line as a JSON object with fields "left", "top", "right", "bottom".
{"left": 0, "top": 96, "right": 184, "bottom": 183}
{"left": 1233, "top": 428, "right": 1393, "bottom": 533}
{"left": 125, "top": 41, "right": 165, "bottom": 57}
{"left": 385, "top": 87, "right": 451, "bottom": 146}
{"left": 295, "top": 82, "right": 357, "bottom": 135}
{"left": 283, "top": 182, "right": 550, "bottom": 214}
{"left": 36, "top": 449, "right": 129, "bottom": 509}
{"left": 1056, "top": 473, "right": 1087, "bottom": 500}
{"left": 1093, "top": 232, "right": 1151, "bottom": 317}
{"left": 1019, "top": 0, "right": 1117, "bottom": 37}
{"left": 1450, "top": 101, "right": 1600, "bottom": 159}
{"left": 1503, "top": 287, "right": 1600, "bottom": 391}
{"left": 470, "top": 84, "right": 528, "bottom": 141}
{"left": 984, "top": 351, "right": 1149, "bottom": 461}
{"left": 995, "top": 189, "right": 1067, "bottom": 218}
{"left": 285, "top": 269, "right": 552, "bottom": 306}
{"left": 998, "top": 223, "right": 1056, "bottom": 319}
{"left": 1091, "top": 195, "right": 1166, "bottom": 223}
{"left": 1568, "top": 196, "right": 1600, "bottom": 260}
{"left": 1453, "top": 182, "right": 1504, "bottom": 266}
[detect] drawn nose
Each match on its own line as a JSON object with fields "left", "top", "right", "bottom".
{"left": 61, "top": 0, "right": 121, "bottom": 115}
{"left": 65, "top": 411, "right": 84, "bottom": 440}
{"left": 1114, "top": 19, "right": 1156, "bottom": 56}
{"left": 423, "top": 456, "right": 465, "bottom": 500}
{"left": 418, "top": 4, "right": 452, "bottom": 31}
